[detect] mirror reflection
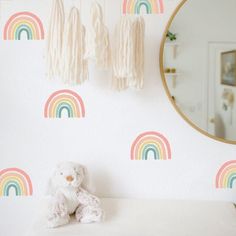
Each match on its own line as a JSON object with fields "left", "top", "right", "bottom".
{"left": 162, "top": 0, "right": 236, "bottom": 143}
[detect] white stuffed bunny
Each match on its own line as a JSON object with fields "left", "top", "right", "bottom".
{"left": 47, "top": 162, "right": 104, "bottom": 228}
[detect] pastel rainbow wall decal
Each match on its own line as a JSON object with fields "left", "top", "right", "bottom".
{"left": 216, "top": 160, "right": 236, "bottom": 189}
{"left": 4, "top": 11, "right": 44, "bottom": 40}
{"left": 0, "top": 168, "right": 33, "bottom": 197}
{"left": 131, "top": 131, "right": 171, "bottom": 160}
{"left": 123, "top": 0, "right": 164, "bottom": 14}
{"left": 44, "top": 89, "right": 85, "bottom": 119}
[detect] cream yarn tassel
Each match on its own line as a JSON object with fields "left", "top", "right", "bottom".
{"left": 62, "top": 7, "right": 88, "bottom": 85}
{"left": 112, "top": 16, "right": 132, "bottom": 90}
{"left": 47, "top": 0, "right": 65, "bottom": 79}
{"left": 129, "top": 16, "right": 145, "bottom": 89}
{"left": 112, "top": 16, "right": 145, "bottom": 91}
{"left": 85, "top": 1, "right": 111, "bottom": 70}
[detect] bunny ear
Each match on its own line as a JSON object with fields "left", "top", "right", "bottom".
{"left": 46, "top": 165, "right": 60, "bottom": 196}
{"left": 46, "top": 175, "right": 59, "bottom": 196}
{"left": 46, "top": 178, "right": 54, "bottom": 196}
{"left": 56, "top": 163, "right": 62, "bottom": 168}
{"left": 80, "top": 165, "right": 88, "bottom": 178}
{"left": 56, "top": 162, "right": 67, "bottom": 169}
{"left": 79, "top": 165, "right": 93, "bottom": 192}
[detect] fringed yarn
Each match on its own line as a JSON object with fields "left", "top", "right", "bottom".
{"left": 47, "top": 0, "right": 65, "bottom": 79}
{"left": 129, "top": 16, "right": 145, "bottom": 89}
{"left": 62, "top": 7, "right": 88, "bottom": 85}
{"left": 112, "top": 16, "right": 145, "bottom": 91}
{"left": 85, "top": 1, "right": 111, "bottom": 70}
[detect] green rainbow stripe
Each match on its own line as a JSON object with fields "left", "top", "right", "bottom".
{"left": 56, "top": 103, "right": 74, "bottom": 118}
{"left": 216, "top": 160, "right": 236, "bottom": 189}
{"left": 135, "top": 0, "right": 152, "bottom": 14}
{"left": 228, "top": 174, "right": 236, "bottom": 189}
{"left": 143, "top": 144, "right": 159, "bottom": 160}
{"left": 131, "top": 131, "right": 171, "bottom": 161}
{"left": 4, "top": 181, "right": 22, "bottom": 196}
{"left": 138, "top": 141, "right": 162, "bottom": 160}
{"left": 15, "top": 24, "right": 33, "bottom": 40}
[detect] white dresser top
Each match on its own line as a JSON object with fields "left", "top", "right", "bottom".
{"left": 25, "top": 198, "right": 236, "bottom": 236}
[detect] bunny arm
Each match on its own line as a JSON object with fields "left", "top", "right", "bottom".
{"left": 76, "top": 187, "right": 101, "bottom": 207}
{"left": 48, "top": 191, "right": 69, "bottom": 217}
{"left": 47, "top": 192, "right": 71, "bottom": 228}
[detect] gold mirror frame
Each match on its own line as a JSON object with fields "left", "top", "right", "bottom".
{"left": 159, "top": 0, "right": 236, "bottom": 145}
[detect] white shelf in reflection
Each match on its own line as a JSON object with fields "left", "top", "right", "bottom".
{"left": 164, "top": 73, "right": 181, "bottom": 76}
{"left": 165, "top": 42, "right": 180, "bottom": 46}
{"left": 164, "top": 42, "right": 180, "bottom": 58}
{"left": 164, "top": 73, "right": 181, "bottom": 88}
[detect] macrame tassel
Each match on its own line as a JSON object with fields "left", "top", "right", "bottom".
{"left": 112, "top": 16, "right": 132, "bottom": 91}
{"left": 62, "top": 7, "right": 88, "bottom": 85}
{"left": 85, "top": 1, "right": 111, "bottom": 70}
{"left": 112, "top": 16, "right": 145, "bottom": 91}
{"left": 47, "top": 0, "right": 65, "bottom": 79}
{"left": 129, "top": 16, "right": 145, "bottom": 89}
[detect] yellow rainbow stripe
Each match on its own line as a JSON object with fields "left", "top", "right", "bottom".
{"left": 216, "top": 160, "right": 236, "bottom": 189}
{"left": 137, "top": 140, "right": 164, "bottom": 160}
{"left": 123, "top": 0, "right": 164, "bottom": 14}
{"left": 4, "top": 12, "right": 44, "bottom": 40}
{"left": 0, "top": 168, "right": 33, "bottom": 197}
{"left": 131, "top": 131, "right": 171, "bottom": 160}
{"left": 44, "top": 90, "right": 85, "bottom": 119}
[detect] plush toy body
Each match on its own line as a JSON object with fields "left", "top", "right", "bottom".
{"left": 47, "top": 162, "right": 104, "bottom": 228}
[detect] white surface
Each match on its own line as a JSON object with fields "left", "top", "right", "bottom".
{"left": 28, "top": 198, "right": 236, "bottom": 236}
{"left": 0, "top": 198, "right": 37, "bottom": 236}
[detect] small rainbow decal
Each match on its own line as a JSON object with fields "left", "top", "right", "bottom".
{"left": 4, "top": 11, "right": 44, "bottom": 40}
{"left": 131, "top": 131, "right": 171, "bottom": 160}
{"left": 216, "top": 160, "right": 236, "bottom": 189}
{"left": 44, "top": 89, "right": 85, "bottom": 119}
{"left": 0, "top": 168, "right": 33, "bottom": 197}
{"left": 123, "top": 0, "right": 164, "bottom": 14}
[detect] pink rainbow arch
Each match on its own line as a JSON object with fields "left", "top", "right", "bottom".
{"left": 131, "top": 131, "right": 171, "bottom": 160}
{"left": 44, "top": 89, "right": 85, "bottom": 119}
{"left": 215, "top": 160, "right": 236, "bottom": 189}
{"left": 4, "top": 11, "right": 44, "bottom": 40}
{"left": 123, "top": 0, "right": 164, "bottom": 14}
{"left": 0, "top": 168, "right": 33, "bottom": 196}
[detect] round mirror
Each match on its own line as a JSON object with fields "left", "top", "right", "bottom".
{"left": 160, "top": 0, "right": 236, "bottom": 144}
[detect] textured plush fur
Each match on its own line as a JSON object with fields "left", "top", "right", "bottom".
{"left": 47, "top": 162, "right": 104, "bottom": 228}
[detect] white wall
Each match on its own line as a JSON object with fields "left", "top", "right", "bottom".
{"left": 0, "top": 0, "right": 236, "bottom": 205}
